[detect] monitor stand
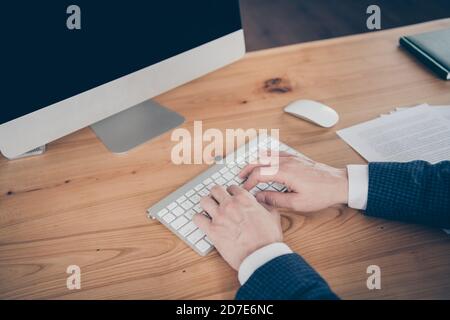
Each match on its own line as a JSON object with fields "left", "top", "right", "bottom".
{"left": 91, "top": 100, "right": 185, "bottom": 154}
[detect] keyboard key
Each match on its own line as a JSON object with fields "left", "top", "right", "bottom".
{"left": 272, "top": 183, "right": 285, "bottom": 191}
{"left": 185, "top": 209, "right": 195, "bottom": 219}
{"left": 230, "top": 167, "right": 240, "bottom": 175}
{"left": 167, "top": 202, "right": 177, "bottom": 210}
{"left": 181, "top": 200, "right": 194, "bottom": 210}
{"left": 257, "top": 183, "right": 269, "bottom": 190}
{"left": 215, "top": 177, "right": 226, "bottom": 185}
{"left": 212, "top": 172, "right": 220, "bottom": 179}
{"left": 171, "top": 216, "right": 188, "bottom": 230}
{"left": 199, "top": 189, "right": 209, "bottom": 197}
{"left": 185, "top": 190, "right": 195, "bottom": 197}
{"left": 187, "top": 229, "right": 205, "bottom": 244}
{"left": 219, "top": 167, "right": 228, "bottom": 174}
{"left": 226, "top": 180, "right": 238, "bottom": 187}
{"left": 190, "top": 195, "right": 201, "bottom": 204}
{"left": 250, "top": 187, "right": 259, "bottom": 195}
{"left": 204, "top": 236, "right": 213, "bottom": 245}
{"left": 194, "top": 184, "right": 204, "bottom": 191}
{"left": 176, "top": 195, "right": 187, "bottom": 204}
{"left": 163, "top": 213, "right": 175, "bottom": 223}
{"left": 196, "top": 239, "right": 212, "bottom": 253}
{"left": 173, "top": 206, "right": 185, "bottom": 217}
{"left": 207, "top": 183, "right": 215, "bottom": 190}
{"left": 203, "top": 178, "right": 213, "bottom": 185}
{"left": 157, "top": 208, "right": 168, "bottom": 218}
{"left": 223, "top": 172, "right": 235, "bottom": 181}
{"left": 193, "top": 204, "right": 203, "bottom": 213}
{"left": 178, "top": 221, "right": 197, "bottom": 237}
{"left": 234, "top": 177, "right": 244, "bottom": 184}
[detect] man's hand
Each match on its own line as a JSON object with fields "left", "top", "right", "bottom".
{"left": 240, "top": 152, "right": 349, "bottom": 212}
{"left": 193, "top": 185, "right": 283, "bottom": 270}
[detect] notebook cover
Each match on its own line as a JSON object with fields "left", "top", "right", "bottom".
{"left": 400, "top": 28, "right": 450, "bottom": 80}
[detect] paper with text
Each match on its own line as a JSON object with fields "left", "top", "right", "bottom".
{"left": 337, "top": 104, "right": 450, "bottom": 163}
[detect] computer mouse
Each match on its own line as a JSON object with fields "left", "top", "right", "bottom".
{"left": 284, "top": 99, "right": 339, "bottom": 128}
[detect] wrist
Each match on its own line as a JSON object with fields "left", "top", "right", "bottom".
{"left": 335, "top": 168, "right": 349, "bottom": 205}
{"left": 238, "top": 242, "right": 293, "bottom": 285}
{"left": 239, "top": 239, "right": 281, "bottom": 269}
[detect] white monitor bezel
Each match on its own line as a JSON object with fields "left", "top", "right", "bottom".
{"left": 0, "top": 30, "right": 245, "bottom": 159}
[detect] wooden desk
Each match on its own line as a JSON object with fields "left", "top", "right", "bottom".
{"left": 1, "top": 19, "right": 450, "bottom": 300}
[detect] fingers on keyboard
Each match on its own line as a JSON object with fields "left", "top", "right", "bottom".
{"left": 150, "top": 137, "right": 300, "bottom": 255}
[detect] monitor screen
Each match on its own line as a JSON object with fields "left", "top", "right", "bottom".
{"left": 1, "top": 0, "right": 241, "bottom": 125}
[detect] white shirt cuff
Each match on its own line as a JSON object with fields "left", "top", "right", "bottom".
{"left": 238, "top": 242, "right": 293, "bottom": 285}
{"left": 347, "top": 165, "right": 369, "bottom": 210}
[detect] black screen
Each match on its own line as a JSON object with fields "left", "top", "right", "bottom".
{"left": 1, "top": 1, "right": 241, "bottom": 124}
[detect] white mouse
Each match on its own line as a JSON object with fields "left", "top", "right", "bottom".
{"left": 284, "top": 99, "right": 339, "bottom": 128}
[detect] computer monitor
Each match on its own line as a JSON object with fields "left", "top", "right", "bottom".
{"left": 0, "top": 1, "right": 245, "bottom": 158}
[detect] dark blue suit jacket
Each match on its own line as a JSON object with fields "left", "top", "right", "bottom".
{"left": 236, "top": 161, "right": 450, "bottom": 300}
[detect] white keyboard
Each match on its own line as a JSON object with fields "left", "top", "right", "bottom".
{"left": 147, "top": 135, "right": 305, "bottom": 256}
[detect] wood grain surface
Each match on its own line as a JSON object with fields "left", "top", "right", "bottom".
{"left": 1, "top": 19, "right": 449, "bottom": 300}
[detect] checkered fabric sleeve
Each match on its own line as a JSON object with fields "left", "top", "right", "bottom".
{"left": 365, "top": 161, "right": 450, "bottom": 228}
{"left": 236, "top": 253, "right": 339, "bottom": 300}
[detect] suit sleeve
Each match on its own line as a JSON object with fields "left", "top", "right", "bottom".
{"left": 235, "top": 253, "right": 339, "bottom": 300}
{"left": 365, "top": 161, "right": 450, "bottom": 228}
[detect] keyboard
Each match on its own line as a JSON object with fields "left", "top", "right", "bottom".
{"left": 147, "top": 135, "right": 305, "bottom": 256}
